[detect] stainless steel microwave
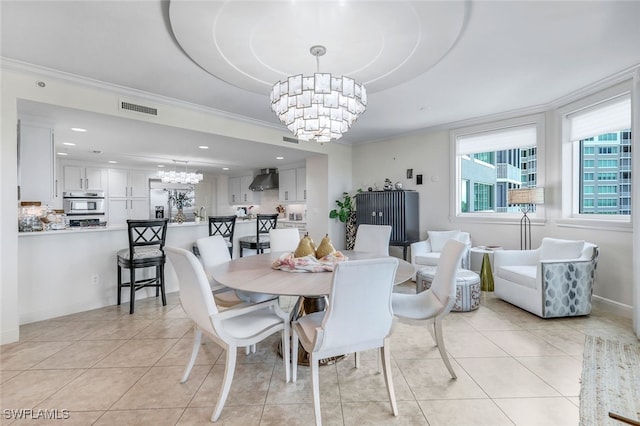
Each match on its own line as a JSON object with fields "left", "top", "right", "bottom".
{"left": 63, "top": 191, "right": 105, "bottom": 216}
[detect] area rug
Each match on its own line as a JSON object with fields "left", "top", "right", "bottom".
{"left": 580, "top": 336, "right": 640, "bottom": 425}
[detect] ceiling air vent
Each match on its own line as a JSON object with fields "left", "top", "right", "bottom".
{"left": 282, "top": 136, "right": 299, "bottom": 144}
{"left": 120, "top": 100, "right": 158, "bottom": 116}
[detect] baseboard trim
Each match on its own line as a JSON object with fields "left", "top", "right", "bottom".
{"left": 592, "top": 295, "right": 633, "bottom": 319}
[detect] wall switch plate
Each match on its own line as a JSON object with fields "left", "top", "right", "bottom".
{"left": 91, "top": 274, "right": 99, "bottom": 285}
{"left": 416, "top": 174, "right": 423, "bottom": 185}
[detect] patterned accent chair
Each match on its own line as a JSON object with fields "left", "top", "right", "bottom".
{"left": 493, "top": 238, "right": 598, "bottom": 318}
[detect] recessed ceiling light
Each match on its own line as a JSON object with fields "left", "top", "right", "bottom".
{"left": 157, "top": 164, "right": 165, "bottom": 168}
{"left": 71, "top": 127, "right": 87, "bottom": 132}
{"left": 63, "top": 142, "right": 75, "bottom": 146}
{"left": 199, "top": 145, "right": 209, "bottom": 149}
{"left": 276, "top": 156, "right": 284, "bottom": 160}
{"left": 57, "top": 152, "right": 68, "bottom": 156}
{"left": 108, "top": 160, "right": 117, "bottom": 164}
{"left": 222, "top": 167, "right": 229, "bottom": 171}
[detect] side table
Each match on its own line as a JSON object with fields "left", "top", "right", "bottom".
{"left": 470, "top": 246, "right": 502, "bottom": 292}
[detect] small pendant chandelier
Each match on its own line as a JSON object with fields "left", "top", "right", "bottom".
{"left": 270, "top": 45, "right": 367, "bottom": 143}
{"left": 157, "top": 160, "right": 203, "bottom": 185}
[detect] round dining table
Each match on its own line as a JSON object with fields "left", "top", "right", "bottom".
{"left": 209, "top": 250, "right": 415, "bottom": 297}
{"left": 210, "top": 250, "right": 415, "bottom": 365}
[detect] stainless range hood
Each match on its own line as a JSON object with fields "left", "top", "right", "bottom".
{"left": 249, "top": 168, "right": 279, "bottom": 191}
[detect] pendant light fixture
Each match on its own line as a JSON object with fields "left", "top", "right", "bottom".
{"left": 157, "top": 160, "right": 203, "bottom": 185}
{"left": 270, "top": 45, "right": 367, "bottom": 143}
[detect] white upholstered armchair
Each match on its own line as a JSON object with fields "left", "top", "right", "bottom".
{"left": 410, "top": 230, "right": 471, "bottom": 280}
{"left": 493, "top": 237, "right": 598, "bottom": 318}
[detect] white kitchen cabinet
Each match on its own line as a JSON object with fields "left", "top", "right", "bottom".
{"left": 107, "top": 168, "right": 150, "bottom": 226}
{"left": 228, "top": 174, "right": 259, "bottom": 204}
{"left": 107, "top": 169, "right": 148, "bottom": 198}
{"left": 63, "top": 165, "right": 104, "bottom": 192}
{"left": 228, "top": 176, "right": 241, "bottom": 204}
{"left": 279, "top": 167, "right": 306, "bottom": 202}
{"left": 296, "top": 167, "right": 306, "bottom": 201}
{"left": 240, "top": 175, "right": 255, "bottom": 203}
{"left": 18, "top": 121, "right": 57, "bottom": 204}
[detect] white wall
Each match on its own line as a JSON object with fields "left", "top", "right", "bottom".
{"left": 352, "top": 113, "right": 636, "bottom": 316}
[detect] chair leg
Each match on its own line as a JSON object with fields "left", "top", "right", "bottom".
{"left": 381, "top": 338, "right": 398, "bottom": 416}
{"left": 117, "top": 265, "right": 122, "bottom": 305}
{"left": 181, "top": 327, "right": 202, "bottom": 383}
{"left": 155, "top": 265, "right": 160, "bottom": 298}
{"left": 211, "top": 345, "right": 237, "bottom": 422}
{"left": 434, "top": 316, "right": 457, "bottom": 379}
{"left": 282, "top": 326, "right": 291, "bottom": 383}
{"left": 310, "top": 353, "right": 322, "bottom": 426}
{"left": 129, "top": 267, "right": 136, "bottom": 314}
{"left": 292, "top": 327, "right": 299, "bottom": 382}
{"left": 159, "top": 264, "right": 167, "bottom": 306}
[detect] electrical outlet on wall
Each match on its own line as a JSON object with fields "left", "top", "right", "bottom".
{"left": 91, "top": 274, "right": 99, "bottom": 285}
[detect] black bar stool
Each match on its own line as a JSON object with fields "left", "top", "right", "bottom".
{"left": 238, "top": 214, "right": 278, "bottom": 257}
{"left": 117, "top": 218, "right": 169, "bottom": 314}
{"left": 208, "top": 215, "right": 237, "bottom": 258}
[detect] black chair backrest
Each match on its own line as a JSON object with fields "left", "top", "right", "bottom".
{"left": 256, "top": 214, "right": 278, "bottom": 244}
{"left": 126, "top": 219, "right": 168, "bottom": 258}
{"left": 208, "top": 215, "right": 236, "bottom": 239}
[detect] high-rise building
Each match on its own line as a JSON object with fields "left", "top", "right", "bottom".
{"left": 580, "top": 130, "right": 632, "bottom": 215}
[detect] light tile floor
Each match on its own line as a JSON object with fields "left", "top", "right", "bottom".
{"left": 1, "top": 286, "right": 637, "bottom": 425}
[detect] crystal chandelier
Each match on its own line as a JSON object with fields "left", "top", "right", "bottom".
{"left": 270, "top": 45, "right": 367, "bottom": 143}
{"left": 157, "top": 160, "right": 203, "bottom": 184}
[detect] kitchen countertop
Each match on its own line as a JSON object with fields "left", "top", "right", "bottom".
{"left": 18, "top": 217, "right": 306, "bottom": 237}
{"left": 18, "top": 220, "right": 209, "bottom": 236}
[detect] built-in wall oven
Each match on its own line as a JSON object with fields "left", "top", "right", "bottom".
{"left": 63, "top": 191, "right": 106, "bottom": 227}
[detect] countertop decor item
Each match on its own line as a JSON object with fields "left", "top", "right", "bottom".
{"left": 270, "top": 45, "right": 366, "bottom": 143}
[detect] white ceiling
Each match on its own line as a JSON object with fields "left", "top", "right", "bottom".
{"left": 2, "top": 1, "right": 640, "bottom": 174}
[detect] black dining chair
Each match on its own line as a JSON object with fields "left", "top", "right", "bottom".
{"left": 117, "top": 218, "right": 169, "bottom": 314}
{"left": 208, "top": 215, "right": 237, "bottom": 258}
{"left": 238, "top": 213, "right": 278, "bottom": 257}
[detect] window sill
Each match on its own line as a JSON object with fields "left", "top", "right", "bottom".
{"left": 451, "top": 214, "right": 546, "bottom": 226}
{"left": 556, "top": 218, "right": 632, "bottom": 232}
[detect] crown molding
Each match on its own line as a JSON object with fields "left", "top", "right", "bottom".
{"left": 0, "top": 57, "right": 285, "bottom": 132}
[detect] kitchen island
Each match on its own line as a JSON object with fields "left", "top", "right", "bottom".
{"left": 17, "top": 221, "right": 210, "bottom": 324}
{"left": 17, "top": 218, "right": 308, "bottom": 325}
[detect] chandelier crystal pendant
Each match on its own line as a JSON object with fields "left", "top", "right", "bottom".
{"left": 270, "top": 45, "right": 367, "bottom": 143}
{"left": 157, "top": 160, "right": 203, "bottom": 185}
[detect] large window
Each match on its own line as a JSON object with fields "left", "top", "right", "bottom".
{"left": 568, "top": 94, "right": 632, "bottom": 217}
{"left": 453, "top": 117, "right": 543, "bottom": 217}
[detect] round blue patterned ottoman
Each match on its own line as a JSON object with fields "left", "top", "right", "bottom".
{"left": 416, "top": 266, "right": 481, "bottom": 312}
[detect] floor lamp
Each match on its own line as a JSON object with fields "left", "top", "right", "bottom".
{"left": 508, "top": 188, "right": 544, "bottom": 250}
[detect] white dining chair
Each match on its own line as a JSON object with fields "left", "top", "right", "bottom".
{"left": 292, "top": 257, "right": 399, "bottom": 426}
{"left": 166, "top": 246, "right": 290, "bottom": 422}
{"left": 268, "top": 228, "right": 301, "bottom": 252}
{"left": 391, "top": 239, "right": 466, "bottom": 379}
{"left": 196, "top": 235, "right": 243, "bottom": 308}
{"left": 353, "top": 224, "right": 392, "bottom": 256}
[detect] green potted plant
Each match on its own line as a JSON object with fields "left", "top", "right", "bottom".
{"left": 329, "top": 192, "right": 355, "bottom": 223}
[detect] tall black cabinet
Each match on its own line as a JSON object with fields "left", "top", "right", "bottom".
{"left": 355, "top": 190, "right": 419, "bottom": 259}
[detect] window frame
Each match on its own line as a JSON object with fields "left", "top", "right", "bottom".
{"left": 559, "top": 80, "right": 632, "bottom": 229}
{"left": 450, "top": 114, "right": 546, "bottom": 224}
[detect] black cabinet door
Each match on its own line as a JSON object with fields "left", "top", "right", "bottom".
{"left": 355, "top": 191, "right": 419, "bottom": 245}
